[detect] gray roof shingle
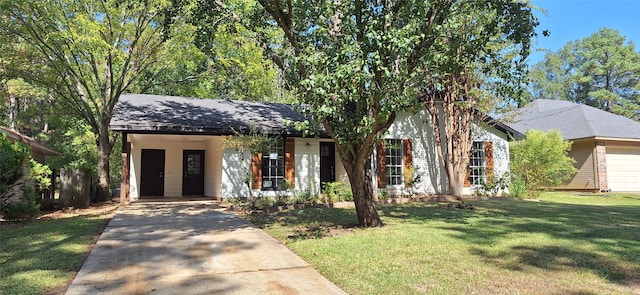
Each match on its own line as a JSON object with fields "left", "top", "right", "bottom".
{"left": 110, "top": 94, "right": 310, "bottom": 135}
{"left": 509, "top": 99, "right": 640, "bottom": 140}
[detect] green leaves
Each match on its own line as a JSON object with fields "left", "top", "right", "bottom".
{"left": 510, "top": 129, "right": 577, "bottom": 198}
{"left": 530, "top": 27, "right": 640, "bottom": 120}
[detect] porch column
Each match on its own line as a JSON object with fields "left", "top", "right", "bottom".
{"left": 120, "top": 132, "right": 131, "bottom": 204}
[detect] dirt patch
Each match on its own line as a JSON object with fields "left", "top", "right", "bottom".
{"left": 37, "top": 201, "right": 120, "bottom": 220}
{"left": 0, "top": 201, "right": 119, "bottom": 230}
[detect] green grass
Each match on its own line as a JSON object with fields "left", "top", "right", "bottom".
{"left": 0, "top": 215, "right": 111, "bottom": 295}
{"left": 250, "top": 193, "right": 640, "bottom": 294}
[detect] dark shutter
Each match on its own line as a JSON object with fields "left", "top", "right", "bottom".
{"left": 403, "top": 139, "right": 413, "bottom": 187}
{"left": 376, "top": 141, "right": 387, "bottom": 188}
{"left": 251, "top": 153, "right": 262, "bottom": 189}
{"left": 285, "top": 138, "right": 295, "bottom": 188}
{"left": 485, "top": 141, "right": 494, "bottom": 182}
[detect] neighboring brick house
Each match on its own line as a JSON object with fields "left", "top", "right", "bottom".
{"left": 110, "top": 94, "right": 516, "bottom": 202}
{"left": 508, "top": 99, "right": 640, "bottom": 192}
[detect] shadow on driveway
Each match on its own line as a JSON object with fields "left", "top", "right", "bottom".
{"left": 66, "top": 200, "right": 346, "bottom": 295}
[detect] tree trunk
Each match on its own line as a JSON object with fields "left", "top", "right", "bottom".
{"left": 95, "top": 122, "right": 113, "bottom": 202}
{"left": 344, "top": 158, "right": 382, "bottom": 227}
{"left": 446, "top": 165, "right": 466, "bottom": 198}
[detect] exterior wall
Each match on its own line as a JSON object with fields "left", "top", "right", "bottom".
{"left": 383, "top": 110, "right": 511, "bottom": 196}
{"left": 594, "top": 141, "right": 608, "bottom": 190}
{"left": 220, "top": 148, "right": 252, "bottom": 197}
{"left": 466, "top": 125, "right": 510, "bottom": 195}
{"left": 125, "top": 111, "right": 511, "bottom": 199}
{"left": 128, "top": 134, "right": 221, "bottom": 200}
{"left": 294, "top": 139, "right": 320, "bottom": 196}
{"left": 385, "top": 110, "right": 446, "bottom": 195}
{"left": 205, "top": 137, "right": 224, "bottom": 198}
{"left": 557, "top": 139, "right": 598, "bottom": 190}
{"left": 220, "top": 137, "right": 346, "bottom": 198}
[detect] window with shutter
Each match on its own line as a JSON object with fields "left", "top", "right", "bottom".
{"left": 252, "top": 137, "right": 295, "bottom": 191}
{"left": 466, "top": 141, "right": 494, "bottom": 186}
{"left": 469, "top": 141, "right": 486, "bottom": 185}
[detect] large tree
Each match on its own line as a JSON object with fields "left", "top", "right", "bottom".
{"left": 1, "top": 0, "right": 195, "bottom": 201}
{"left": 420, "top": 1, "right": 537, "bottom": 197}
{"left": 194, "top": 0, "right": 537, "bottom": 226}
{"left": 530, "top": 27, "right": 640, "bottom": 120}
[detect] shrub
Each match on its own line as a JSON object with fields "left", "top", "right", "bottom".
{"left": 474, "top": 173, "right": 510, "bottom": 197}
{"left": 323, "top": 180, "right": 353, "bottom": 203}
{"left": 510, "top": 129, "right": 577, "bottom": 198}
{"left": 1, "top": 187, "right": 40, "bottom": 221}
{"left": 0, "top": 133, "right": 30, "bottom": 195}
{"left": 0, "top": 134, "right": 50, "bottom": 220}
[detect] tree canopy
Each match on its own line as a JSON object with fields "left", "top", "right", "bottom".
{"left": 1, "top": 0, "right": 198, "bottom": 200}
{"left": 419, "top": 0, "right": 537, "bottom": 197}
{"left": 191, "top": 0, "right": 538, "bottom": 226}
{"left": 529, "top": 27, "right": 640, "bottom": 120}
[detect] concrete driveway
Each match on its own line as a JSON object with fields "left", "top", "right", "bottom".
{"left": 66, "top": 200, "right": 346, "bottom": 295}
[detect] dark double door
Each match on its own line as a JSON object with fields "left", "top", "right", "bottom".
{"left": 320, "top": 142, "right": 336, "bottom": 192}
{"left": 140, "top": 149, "right": 205, "bottom": 198}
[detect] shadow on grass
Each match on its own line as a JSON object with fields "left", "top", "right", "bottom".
{"left": 383, "top": 199, "right": 640, "bottom": 286}
{"left": 255, "top": 198, "right": 640, "bottom": 286}
{"left": 248, "top": 207, "right": 360, "bottom": 240}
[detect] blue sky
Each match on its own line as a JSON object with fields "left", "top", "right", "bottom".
{"left": 528, "top": 0, "right": 640, "bottom": 65}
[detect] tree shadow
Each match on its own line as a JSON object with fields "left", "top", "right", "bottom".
{"left": 249, "top": 207, "right": 360, "bottom": 240}
{"left": 413, "top": 199, "right": 640, "bottom": 286}
{"left": 2, "top": 201, "right": 265, "bottom": 295}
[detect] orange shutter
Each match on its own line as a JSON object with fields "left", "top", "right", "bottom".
{"left": 251, "top": 153, "right": 262, "bottom": 189}
{"left": 376, "top": 141, "right": 387, "bottom": 188}
{"left": 403, "top": 139, "right": 413, "bottom": 187}
{"left": 464, "top": 144, "right": 471, "bottom": 187}
{"left": 485, "top": 141, "right": 494, "bottom": 182}
{"left": 285, "top": 138, "right": 295, "bottom": 188}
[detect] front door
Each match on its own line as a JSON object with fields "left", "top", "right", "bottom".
{"left": 320, "top": 142, "right": 336, "bottom": 192}
{"left": 140, "top": 149, "right": 165, "bottom": 198}
{"left": 183, "top": 150, "right": 205, "bottom": 196}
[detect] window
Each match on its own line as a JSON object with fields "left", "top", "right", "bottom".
{"left": 469, "top": 141, "right": 486, "bottom": 185}
{"left": 385, "top": 139, "right": 403, "bottom": 186}
{"left": 262, "top": 138, "right": 285, "bottom": 189}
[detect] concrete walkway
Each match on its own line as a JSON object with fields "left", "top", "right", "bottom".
{"left": 66, "top": 200, "right": 347, "bottom": 295}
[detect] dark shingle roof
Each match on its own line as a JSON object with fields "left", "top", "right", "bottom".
{"left": 509, "top": 99, "right": 640, "bottom": 140}
{"left": 110, "top": 94, "right": 310, "bottom": 135}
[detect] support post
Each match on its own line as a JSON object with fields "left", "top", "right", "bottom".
{"left": 120, "top": 132, "right": 130, "bottom": 204}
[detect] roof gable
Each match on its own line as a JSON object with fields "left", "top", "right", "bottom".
{"left": 509, "top": 99, "right": 640, "bottom": 140}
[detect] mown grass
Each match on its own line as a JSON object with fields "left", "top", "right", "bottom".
{"left": 0, "top": 215, "right": 112, "bottom": 295}
{"left": 250, "top": 192, "right": 640, "bottom": 294}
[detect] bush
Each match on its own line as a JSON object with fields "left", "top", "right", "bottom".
{"left": 0, "top": 134, "right": 50, "bottom": 220}
{"left": 323, "top": 180, "right": 353, "bottom": 203}
{"left": 508, "top": 174, "right": 528, "bottom": 198}
{"left": 1, "top": 187, "right": 39, "bottom": 221}
{"left": 510, "top": 129, "right": 577, "bottom": 198}
{"left": 0, "top": 133, "right": 30, "bottom": 195}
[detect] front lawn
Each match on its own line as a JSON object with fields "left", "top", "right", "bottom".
{"left": 0, "top": 205, "right": 116, "bottom": 295}
{"left": 249, "top": 192, "right": 640, "bottom": 294}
